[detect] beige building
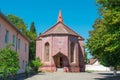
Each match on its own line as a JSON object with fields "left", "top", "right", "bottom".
{"left": 0, "top": 12, "right": 29, "bottom": 73}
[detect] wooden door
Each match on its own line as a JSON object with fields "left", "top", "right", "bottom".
{"left": 57, "top": 56, "right": 60, "bottom": 68}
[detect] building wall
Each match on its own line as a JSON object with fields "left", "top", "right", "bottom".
{"left": 52, "top": 35, "right": 68, "bottom": 56}
{"left": 36, "top": 34, "right": 85, "bottom": 72}
{"left": 68, "top": 36, "right": 80, "bottom": 72}
{"left": 36, "top": 35, "right": 68, "bottom": 71}
{"left": 17, "top": 34, "right": 29, "bottom": 73}
{"left": 52, "top": 35, "right": 68, "bottom": 68}
{"left": 0, "top": 16, "right": 29, "bottom": 73}
{"left": 79, "top": 39, "right": 85, "bottom": 71}
{"left": 36, "top": 39, "right": 42, "bottom": 60}
{"left": 86, "top": 61, "right": 110, "bottom": 71}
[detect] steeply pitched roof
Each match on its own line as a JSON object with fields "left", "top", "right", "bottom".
{"left": 88, "top": 58, "right": 98, "bottom": 65}
{"left": 0, "top": 12, "right": 30, "bottom": 42}
{"left": 37, "top": 10, "right": 84, "bottom": 40}
{"left": 40, "top": 22, "right": 81, "bottom": 36}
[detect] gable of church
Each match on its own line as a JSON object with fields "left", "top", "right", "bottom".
{"left": 40, "top": 22, "right": 80, "bottom": 36}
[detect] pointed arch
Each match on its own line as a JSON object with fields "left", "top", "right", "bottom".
{"left": 70, "top": 42, "right": 75, "bottom": 63}
{"left": 45, "top": 42, "right": 50, "bottom": 61}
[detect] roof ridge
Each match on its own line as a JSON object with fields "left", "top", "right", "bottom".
{"left": 41, "top": 22, "right": 61, "bottom": 36}
{"left": 60, "top": 22, "right": 80, "bottom": 36}
{"left": 41, "top": 22, "right": 79, "bottom": 36}
{"left": 36, "top": 22, "right": 84, "bottom": 40}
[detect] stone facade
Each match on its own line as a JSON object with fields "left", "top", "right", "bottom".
{"left": 36, "top": 11, "right": 85, "bottom": 72}
{"left": 0, "top": 12, "right": 29, "bottom": 73}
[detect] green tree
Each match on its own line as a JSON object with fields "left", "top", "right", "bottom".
{"left": 29, "top": 40, "right": 36, "bottom": 61}
{"left": 0, "top": 45, "right": 19, "bottom": 80}
{"left": 30, "top": 58, "right": 42, "bottom": 73}
{"left": 86, "top": 0, "right": 120, "bottom": 76}
{"left": 26, "top": 22, "right": 37, "bottom": 61}
{"left": 84, "top": 51, "right": 89, "bottom": 64}
{"left": 7, "top": 14, "right": 27, "bottom": 34}
{"left": 7, "top": 15, "right": 37, "bottom": 62}
{"left": 30, "top": 22, "right": 36, "bottom": 33}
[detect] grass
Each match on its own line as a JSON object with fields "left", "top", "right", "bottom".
{"left": 86, "top": 70, "right": 96, "bottom": 73}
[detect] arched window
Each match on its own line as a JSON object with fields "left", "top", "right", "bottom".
{"left": 70, "top": 42, "right": 74, "bottom": 62}
{"left": 45, "top": 42, "right": 49, "bottom": 61}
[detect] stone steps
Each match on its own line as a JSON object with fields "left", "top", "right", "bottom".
{"left": 57, "top": 68, "right": 63, "bottom": 72}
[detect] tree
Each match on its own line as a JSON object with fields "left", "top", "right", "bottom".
{"left": 7, "top": 15, "right": 37, "bottom": 62}
{"left": 30, "top": 22, "right": 36, "bottom": 33}
{"left": 30, "top": 58, "right": 42, "bottom": 72}
{"left": 27, "top": 22, "right": 37, "bottom": 61}
{"left": 0, "top": 45, "right": 19, "bottom": 80}
{"left": 86, "top": 0, "right": 120, "bottom": 76}
{"left": 28, "top": 40, "right": 36, "bottom": 61}
{"left": 7, "top": 14, "right": 27, "bottom": 34}
{"left": 84, "top": 51, "right": 89, "bottom": 64}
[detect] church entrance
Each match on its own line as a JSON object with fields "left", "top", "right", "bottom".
{"left": 53, "top": 52, "right": 65, "bottom": 68}
{"left": 53, "top": 52, "right": 69, "bottom": 72}
{"left": 56, "top": 56, "right": 63, "bottom": 68}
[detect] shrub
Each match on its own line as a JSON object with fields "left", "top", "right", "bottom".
{"left": 30, "top": 58, "right": 42, "bottom": 72}
{"left": 0, "top": 45, "right": 19, "bottom": 80}
{"left": 25, "top": 64, "right": 31, "bottom": 78}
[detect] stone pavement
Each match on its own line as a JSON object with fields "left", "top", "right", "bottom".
{"left": 25, "top": 71, "right": 120, "bottom": 80}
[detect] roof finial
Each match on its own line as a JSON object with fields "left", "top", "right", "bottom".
{"left": 57, "top": 10, "right": 63, "bottom": 22}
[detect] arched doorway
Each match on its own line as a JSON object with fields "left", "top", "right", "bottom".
{"left": 53, "top": 52, "right": 65, "bottom": 68}
{"left": 56, "top": 56, "right": 63, "bottom": 68}
{"left": 53, "top": 52, "right": 70, "bottom": 72}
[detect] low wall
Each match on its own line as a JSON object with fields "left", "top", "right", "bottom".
{"left": 86, "top": 65, "right": 110, "bottom": 71}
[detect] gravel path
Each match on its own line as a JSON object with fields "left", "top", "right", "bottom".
{"left": 25, "top": 71, "right": 120, "bottom": 80}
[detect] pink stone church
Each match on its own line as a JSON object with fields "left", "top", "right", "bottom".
{"left": 36, "top": 11, "right": 85, "bottom": 72}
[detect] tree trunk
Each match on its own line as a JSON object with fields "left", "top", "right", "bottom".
{"left": 113, "top": 67, "right": 117, "bottom": 76}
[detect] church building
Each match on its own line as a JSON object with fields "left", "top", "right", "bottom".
{"left": 36, "top": 11, "right": 85, "bottom": 72}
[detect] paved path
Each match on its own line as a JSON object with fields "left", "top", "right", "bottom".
{"left": 25, "top": 71, "right": 120, "bottom": 80}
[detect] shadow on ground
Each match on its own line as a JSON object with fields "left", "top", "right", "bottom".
{"left": 95, "top": 72, "right": 120, "bottom": 80}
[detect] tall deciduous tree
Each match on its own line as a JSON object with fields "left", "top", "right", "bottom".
{"left": 86, "top": 0, "right": 120, "bottom": 76}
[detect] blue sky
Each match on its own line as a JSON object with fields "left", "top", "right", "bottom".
{"left": 0, "top": 0, "right": 98, "bottom": 58}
